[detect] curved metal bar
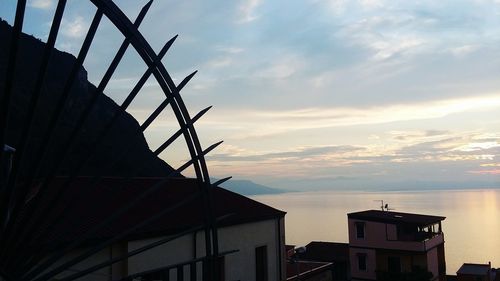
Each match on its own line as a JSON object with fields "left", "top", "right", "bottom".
{"left": 0, "top": 0, "right": 27, "bottom": 236}
{"left": 1, "top": 1, "right": 221, "bottom": 280}
{"left": 85, "top": 3, "right": 218, "bottom": 279}
{"left": 13, "top": 71, "right": 195, "bottom": 273}
{"left": 3, "top": 1, "right": 155, "bottom": 262}
{"left": 0, "top": 10, "right": 104, "bottom": 255}
{"left": 26, "top": 193, "right": 201, "bottom": 281}
{"left": 0, "top": 0, "right": 68, "bottom": 243}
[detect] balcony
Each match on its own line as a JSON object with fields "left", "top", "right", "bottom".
{"left": 384, "top": 232, "right": 444, "bottom": 252}
{"left": 376, "top": 268, "right": 433, "bottom": 281}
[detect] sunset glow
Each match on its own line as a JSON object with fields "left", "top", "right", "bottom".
{"left": 2, "top": 0, "right": 498, "bottom": 190}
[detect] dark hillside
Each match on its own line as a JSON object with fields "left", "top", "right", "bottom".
{"left": 0, "top": 19, "right": 177, "bottom": 178}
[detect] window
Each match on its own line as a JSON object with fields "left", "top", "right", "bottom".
{"left": 217, "top": 256, "right": 225, "bottom": 281}
{"left": 388, "top": 257, "right": 401, "bottom": 273}
{"left": 256, "top": 246, "right": 268, "bottom": 281}
{"left": 356, "top": 222, "right": 365, "bottom": 239}
{"left": 357, "top": 253, "right": 367, "bottom": 271}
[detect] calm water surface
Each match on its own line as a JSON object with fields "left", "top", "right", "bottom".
{"left": 252, "top": 189, "right": 500, "bottom": 274}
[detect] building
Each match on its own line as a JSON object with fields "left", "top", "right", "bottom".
{"left": 286, "top": 245, "right": 333, "bottom": 281}
{"left": 35, "top": 177, "right": 286, "bottom": 281}
{"left": 347, "top": 210, "right": 446, "bottom": 281}
{"left": 300, "top": 242, "right": 350, "bottom": 281}
{"left": 456, "top": 262, "right": 497, "bottom": 281}
{"left": 286, "top": 260, "right": 333, "bottom": 281}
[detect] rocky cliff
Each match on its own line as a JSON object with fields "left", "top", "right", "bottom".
{"left": 0, "top": 19, "right": 178, "bottom": 178}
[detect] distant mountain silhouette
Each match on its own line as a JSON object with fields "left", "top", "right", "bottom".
{"left": 0, "top": 19, "right": 177, "bottom": 178}
{"left": 217, "top": 179, "right": 287, "bottom": 195}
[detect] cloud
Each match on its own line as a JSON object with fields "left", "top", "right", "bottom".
{"left": 338, "top": 15, "right": 430, "bottom": 61}
{"left": 205, "top": 127, "right": 499, "bottom": 185}
{"left": 203, "top": 94, "right": 500, "bottom": 139}
{"left": 395, "top": 137, "right": 462, "bottom": 156}
{"left": 454, "top": 141, "right": 500, "bottom": 152}
{"left": 391, "top": 130, "right": 450, "bottom": 141}
{"left": 449, "top": 45, "right": 479, "bottom": 57}
{"left": 255, "top": 55, "right": 306, "bottom": 79}
{"left": 481, "top": 163, "right": 500, "bottom": 167}
{"left": 236, "top": 0, "right": 261, "bottom": 23}
{"left": 215, "top": 46, "right": 245, "bottom": 54}
{"left": 28, "top": 0, "right": 54, "bottom": 9}
{"left": 208, "top": 145, "right": 365, "bottom": 162}
{"left": 359, "top": 0, "right": 385, "bottom": 9}
{"left": 61, "top": 16, "right": 87, "bottom": 38}
{"left": 468, "top": 169, "right": 500, "bottom": 175}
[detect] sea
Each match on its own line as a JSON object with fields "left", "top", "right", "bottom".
{"left": 251, "top": 188, "right": 500, "bottom": 274}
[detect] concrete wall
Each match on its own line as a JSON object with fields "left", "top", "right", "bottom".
{"left": 127, "top": 219, "right": 284, "bottom": 281}
{"left": 375, "top": 252, "right": 428, "bottom": 272}
{"left": 386, "top": 224, "right": 398, "bottom": 241}
{"left": 48, "top": 247, "right": 112, "bottom": 281}
{"left": 348, "top": 218, "right": 445, "bottom": 281}
{"left": 127, "top": 233, "right": 195, "bottom": 275}
{"left": 210, "top": 219, "right": 284, "bottom": 281}
{"left": 348, "top": 218, "right": 443, "bottom": 252}
{"left": 349, "top": 248, "right": 376, "bottom": 280}
{"left": 50, "top": 218, "right": 284, "bottom": 281}
{"left": 427, "top": 247, "right": 439, "bottom": 280}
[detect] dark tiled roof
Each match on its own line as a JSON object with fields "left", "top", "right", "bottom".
{"left": 348, "top": 210, "right": 445, "bottom": 226}
{"left": 302, "top": 241, "right": 349, "bottom": 262}
{"left": 26, "top": 177, "right": 285, "bottom": 247}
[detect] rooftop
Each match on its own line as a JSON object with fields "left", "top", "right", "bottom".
{"left": 348, "top": 210, "right": 445, "bottom": 226}
{"left": 301, "top": 241, "right": 349, "bottom": 262}
{"left": 457, "top": 263, "right": 491, "bottom": 276}
{"left": 27, "top": 177, "right": 285, "bottom": 248}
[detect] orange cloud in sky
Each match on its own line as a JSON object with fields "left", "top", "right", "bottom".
{"left": 468, "top": 169, "right": 500, "bottom": 175}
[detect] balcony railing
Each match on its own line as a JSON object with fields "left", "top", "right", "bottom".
{"left": 398, "top": 231, "right": 442, "bottom": 242}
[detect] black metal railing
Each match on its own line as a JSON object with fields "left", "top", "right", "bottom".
{"left": 0, "top": 1, "right": 230, "bottom": 280}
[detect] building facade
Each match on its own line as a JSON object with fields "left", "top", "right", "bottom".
{"left": 456, "top": 263, "right": 496, "bottom": 281}
{"left": 347, "top": 210, "right": 446, "bottom": 281}
{"left": 36, "top": 177, "right": 286, "bottom": 281}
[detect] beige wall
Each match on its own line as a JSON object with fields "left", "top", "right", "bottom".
{"left": 127, "top": 219, "right": 284, "bottom": 281}
{"left": 50, "top": 218, "right": 284, "bottom": 281}
{"left": 212, "top": 219, "right": 284, "bottom": 281}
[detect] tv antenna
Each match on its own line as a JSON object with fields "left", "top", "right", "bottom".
{"left": 374, "top": 200, "right": 394, "bottom": 211}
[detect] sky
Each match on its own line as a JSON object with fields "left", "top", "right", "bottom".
{"left": 1, "top": 0, "right": 499, "bottom": 190}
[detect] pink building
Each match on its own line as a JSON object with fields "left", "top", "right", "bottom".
{"left": 348, "top": 210, "right": 446, "bottom": 281}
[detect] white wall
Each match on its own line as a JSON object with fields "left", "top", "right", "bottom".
{"left": 211, "top": 219, "right": 283, "bottom": 281}
{"left": 48, "top": 218, "right": 283, "bottom": 281}
{"left": 48, "top": 247, "right": 112, "bottom": 281}
{"left": 126, "top": 218, "right": 285, "bottom": 281}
